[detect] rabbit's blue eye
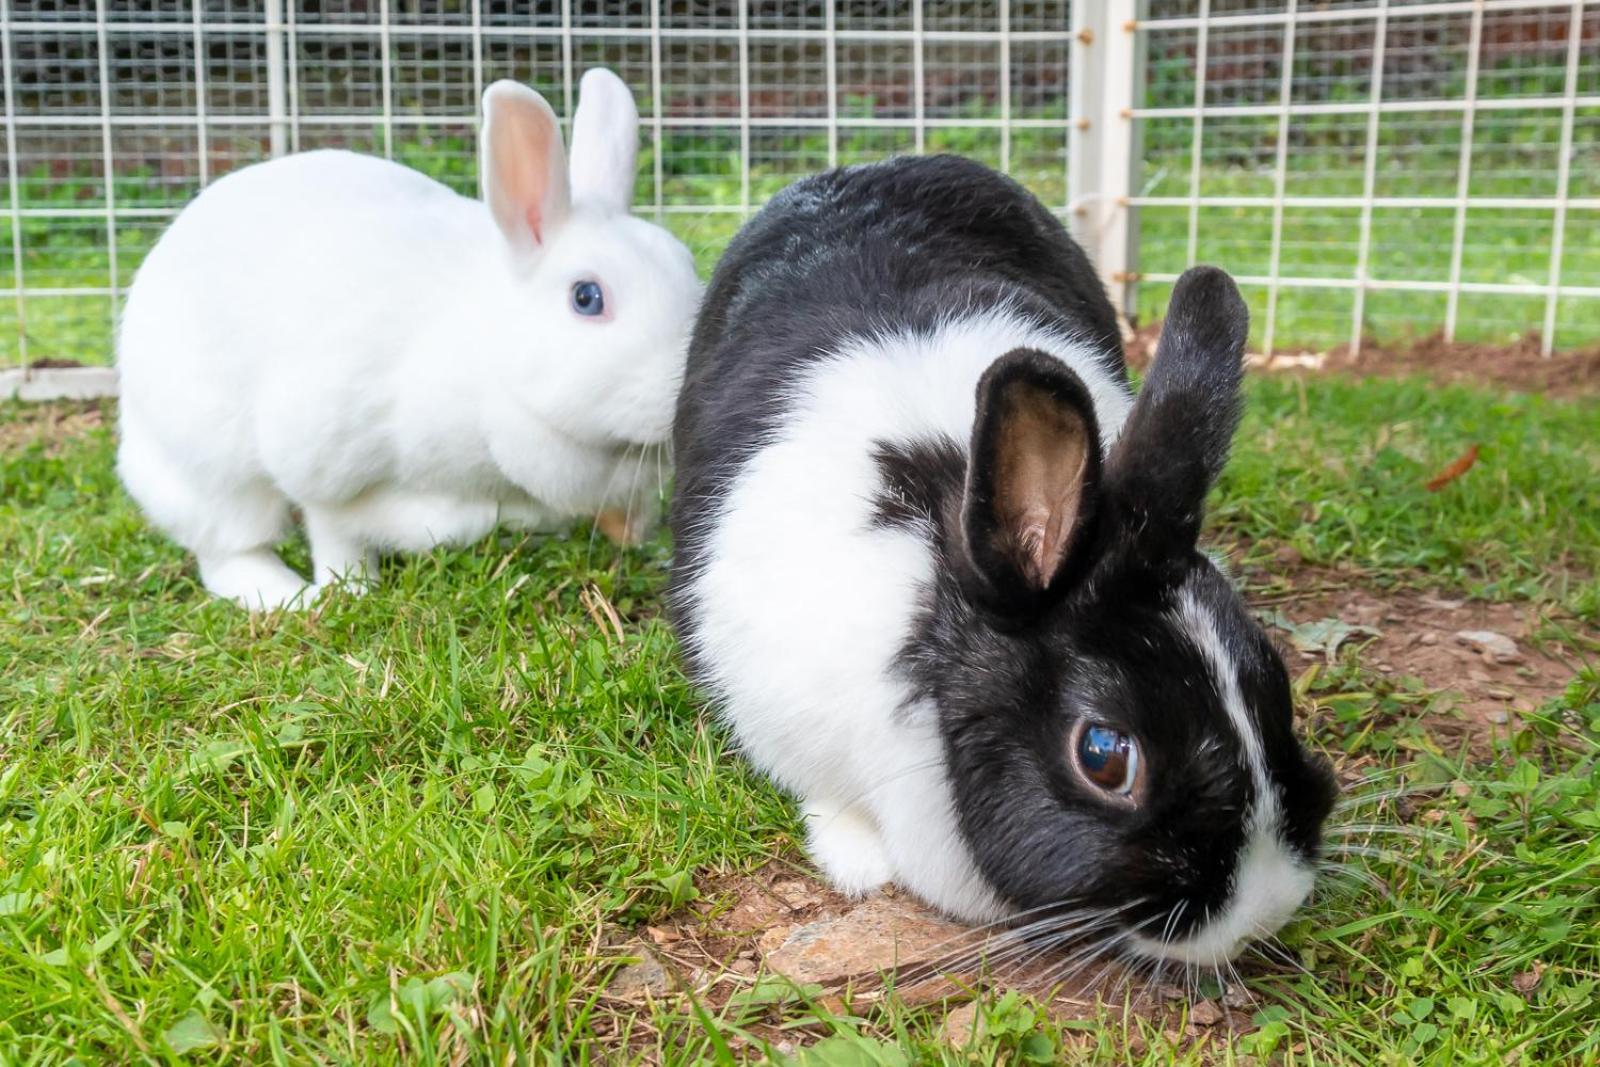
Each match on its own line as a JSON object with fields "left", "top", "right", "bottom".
{"left": 1075, "top": 723, "right": 1140, "bottom": 797}
{"left": 571, "top": 280, "right": 605, "bottom": 317}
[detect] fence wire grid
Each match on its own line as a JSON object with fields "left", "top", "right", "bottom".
{"left": 1, "top": 0, "right": 1596, "bottom": 371}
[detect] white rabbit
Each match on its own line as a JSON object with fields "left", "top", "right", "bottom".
{"left": 117, "top": 68, "right": 700, "bottom": 610}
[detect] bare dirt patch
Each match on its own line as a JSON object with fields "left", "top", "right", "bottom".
{"left": 598, "top": 861, "right": 1265, "bottom": 1057}
{"left": 1126, "top": 323, "right": 1600, "bottom": 398}
{"left": 1253, "top": 568, "right": 1586, "bottom": 752}
{"left": 0, "top": 398, "right": 107, "bottom": 456}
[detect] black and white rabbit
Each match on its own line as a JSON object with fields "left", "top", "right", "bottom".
{"left": 669, "top": 155, "right": 1336, "bottom": 965}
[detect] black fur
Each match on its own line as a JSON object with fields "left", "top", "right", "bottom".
{"left": 1103, "top": 266, "right": 1249, "bottom": 572}
{"left": 671, "top": 154, "right": 1123, "bottom": 628}
{"left": 670, "top": 155, "right": 1335, "bottom": 946}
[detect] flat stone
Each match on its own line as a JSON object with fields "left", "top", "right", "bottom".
{"left": 1454, "top": 629, "right": 1521, "bottom": 664}
{"left": 607, "top": 943, "right": 671, "bottom": 1000}
{"left": 763, "top": 894, "right": 968, "bottom": 987}
{"left": 770, "top": 880, "right": 825, "bottom": 911}
{"left": 0, "top": 366, "right": 118, "bottom": 401}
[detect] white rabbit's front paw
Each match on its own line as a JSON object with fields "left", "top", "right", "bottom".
{"left": 595, "top": 506, "right": 652, "bottom": 546}
{"left": 804, "top": 801, "right": 893, "bottom": 896}
{"left": 198, "top": 549, "right": 313, "bottom": 611}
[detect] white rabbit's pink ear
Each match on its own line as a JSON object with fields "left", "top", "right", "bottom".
{"left": 480, "top": 80, "right": 570, "bottom": 252}
{"left": 567, "top": 68, "right": 639, "bottom": 213}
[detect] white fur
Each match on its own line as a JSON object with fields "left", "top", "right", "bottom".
{"left": 117, "top": 69, "right": 700, "bottom": 609}
{"left": 1127, "top": 589, "right": 1316, "bottom": 964}
{"left": 567, "top": 69, "right": 640, "bottom": 212}
{"left": 681, "top": 310, "right": 1132, "bottom": 922}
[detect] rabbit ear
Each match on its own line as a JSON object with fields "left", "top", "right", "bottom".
{"left": 1103, "top": 266, "right": 1248, "bottom": 561}
{"left": 480, "top": 80, "right": 570, "bottom": 252}
{"left": 962, "top": 348, "right": 1103, "bottom": 605}
{"left": 567, "top": 67, "right": 639, "bottom": 212}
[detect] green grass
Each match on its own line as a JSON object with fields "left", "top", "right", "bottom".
{"left": 1221, "top": 377, "right": 1600, "bottom": 607}
{"left": 1, "top": 374, "right": 1597, "bottom": 1062}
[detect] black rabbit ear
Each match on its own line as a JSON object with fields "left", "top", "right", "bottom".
{"left": 963, "top": 348, "right": 1103, "bottom": 606}
{"left": 1104, "top": 266, "right": 1249, "bottom": 561}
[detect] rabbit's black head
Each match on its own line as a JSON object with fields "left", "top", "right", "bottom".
{"left": 880, "top": 267, "right": 1337, "bottom": 963}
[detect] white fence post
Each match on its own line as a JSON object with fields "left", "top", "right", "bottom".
{"left": 92, "top": 0, "right": 119, "bottom": 342}
{"left": 265, "top": 0, "right": 289, "bottom": 158}
{"left": 1541, "top": 0, "right": 1584, "bottom": 357}
{"left": 1, "top": 0, "right": 27, "bottom": 369}
{"left": 1069, "top": 0, "right": 1140, "bottom": 325}
{"left": 1067, "top": 0, "right": 1102, "bottom": 255}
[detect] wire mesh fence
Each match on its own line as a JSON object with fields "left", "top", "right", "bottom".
{"left": 1, "top": 0, "right": 1595, "bottom": 373}
{"left": 1132, "top": 0, "right": 1599, "bottom": 357}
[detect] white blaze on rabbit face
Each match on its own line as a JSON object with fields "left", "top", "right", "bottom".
{"left": 1123, "top": 588, "right": 1317, "bottom": 965}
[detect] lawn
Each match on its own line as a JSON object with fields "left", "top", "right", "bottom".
{"left": 1, "top": 368, "right": 1596, "bottom": 1063}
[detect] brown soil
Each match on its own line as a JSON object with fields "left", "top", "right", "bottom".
{"left": 0, "top": 399, "right": 107, "bottom": 455}
{"left": 1126, "top": 323, "right": 1600, "bottom": 398}
{"left": 597, "top": 861, "right": 1261, "bottom": 1058}
{"left": 1254, "top": 568, "right": 1587, "bottom": 754}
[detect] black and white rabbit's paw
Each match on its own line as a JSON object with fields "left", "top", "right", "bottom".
{"left": 803, "top": 800, "right": 893, "bottom": 896}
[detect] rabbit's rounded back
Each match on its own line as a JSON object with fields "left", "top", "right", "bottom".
{"left": 670, "top": 156, "right": 1335, "bottom": 964}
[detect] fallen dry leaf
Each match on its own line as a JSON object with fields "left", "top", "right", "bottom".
{"left": 1424, "top": 443, "right": 1480, "bottom": 492}
{"left": 1512, "top": 961, "right": 1545, "bottom": 997}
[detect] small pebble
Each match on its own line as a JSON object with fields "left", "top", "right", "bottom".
{"left": 1454, "top": 629, "right": 1521, "bottom": 664}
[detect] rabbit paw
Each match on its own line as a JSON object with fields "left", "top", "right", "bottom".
{"left": 198, "top": 549, "right": 313, "bottom": 611}
{"left": 804, "top": 801, "right": 893, "bottom": 897}
{"left": 595, "top": 506, "right": 651, "bottom": 546}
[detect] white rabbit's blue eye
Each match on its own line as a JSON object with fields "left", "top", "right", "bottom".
{"left": 1075, "top": 723, "right": 1140, "bottom": 796}
{"left": 571, "top": 280, "right": 605, "bottom": 317}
